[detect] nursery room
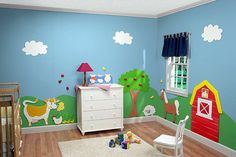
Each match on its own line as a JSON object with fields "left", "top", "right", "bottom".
{"left": 0, "top": 0, "right": 236, "bottom": 157}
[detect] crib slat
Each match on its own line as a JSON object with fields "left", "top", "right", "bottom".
{"left": 12, "top": 97, "right": 16, "bottom": 157}
{"left": 9, "top": 122, "right": 12, "bottom": 155}
{"left": 0, "top": 106, "right": 2, "bottom": 157}
{"left": 5, "top": 106, "right": 9, "bottom": 157}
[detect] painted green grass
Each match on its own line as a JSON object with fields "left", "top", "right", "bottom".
{"left": 20, "top": 95, "right": 76, "bottom": 128}
{"left": 219, "top": 112, "right": 236, "bottom": 150}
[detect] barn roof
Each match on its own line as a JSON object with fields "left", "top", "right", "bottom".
{"left": 190, "top": 80, "right": 222, "bottom": 114}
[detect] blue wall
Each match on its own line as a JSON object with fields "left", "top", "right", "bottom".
{"left": 0, "top": 0, "right": 235, "bottom": 121}
{"left": 156, "top": 0, "right": 236, "bottom": 121}
{"left": 0, "top": 8, "right": 159, "bottom": 98}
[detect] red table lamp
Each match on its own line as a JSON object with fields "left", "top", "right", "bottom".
{"left": 77, "top": 63, "right": 93, "bottom": 86}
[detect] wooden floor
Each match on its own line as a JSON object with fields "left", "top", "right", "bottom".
{"left": 22, "top": 121, "right": 226, "bottom": 157}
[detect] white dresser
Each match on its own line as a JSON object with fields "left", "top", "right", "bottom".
{"left": 76, "top": 84, "right": 124, "bottom": 135}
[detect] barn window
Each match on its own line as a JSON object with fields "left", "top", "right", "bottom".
{"left": 165, "top": 56, "right": 189, "bottom": 97}
{"left": 196, "top": 98, "right": 213, "bottom": 120}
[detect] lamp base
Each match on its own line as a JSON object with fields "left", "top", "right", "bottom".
{"left": 82, "top": 72, "right": 87, "bottom": 87}
{"left": 82, "top": 83, "right": 88, "bottom": 87}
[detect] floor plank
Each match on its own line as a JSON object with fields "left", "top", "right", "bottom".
{"left": 21, "top": 121, "right": 226, "bottom": 157}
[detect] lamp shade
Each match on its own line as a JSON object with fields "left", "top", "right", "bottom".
{"left": 77, "top": 63, "right": 93, "bottom": 72}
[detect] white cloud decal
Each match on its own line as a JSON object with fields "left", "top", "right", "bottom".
{"left": 22, "top": 40, "right": 48, "bottom": 56}
{"left": 113, "top": 31, "right": 133, "bottom": 45}
{"left": 202, "top": 24, "right": 223, "bottom": 42}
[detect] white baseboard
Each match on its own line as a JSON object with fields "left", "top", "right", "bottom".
{"left": 22, "top": 123, "right": 77, "bottom": 134}
{"left": 124, "top": 116, "right": 157, "bottom": 124}
{"left": 155, "top": 116, "right": 236, "bottom": 157}
{"left": 22, "top": 116, "right": 155, "bottom": 134}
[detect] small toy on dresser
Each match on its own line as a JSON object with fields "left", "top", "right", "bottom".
{"left": 89, "top": 74, "right": 112, "bottom": 84}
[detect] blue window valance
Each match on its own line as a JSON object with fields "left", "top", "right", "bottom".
{"left": 162, "top": 32, "right": 190, "bottom": 57}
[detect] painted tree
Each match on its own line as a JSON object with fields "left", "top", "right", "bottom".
{"left": 118, "top": 69, "right": 150, "bottom": 117}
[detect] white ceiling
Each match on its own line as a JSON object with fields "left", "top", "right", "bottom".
{"left": 0, "top": 0, "right": 215, "bottom": 18}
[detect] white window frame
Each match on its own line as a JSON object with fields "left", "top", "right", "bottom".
{"left": 166, "top": 56, "right": 189, "bottom": 97}
{"left": 196, "top": 98, "right": 213, "bottom": 120}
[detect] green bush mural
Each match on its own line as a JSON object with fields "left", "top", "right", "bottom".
{"left": 20, "top": 95, "right": 76, "bottom": 128}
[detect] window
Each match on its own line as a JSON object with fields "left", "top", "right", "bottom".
{"left": 166, "top": 56, "right": 189, "bottom": 97}
{"left": 196, "top": 98, "right": 213, "bottom": 120}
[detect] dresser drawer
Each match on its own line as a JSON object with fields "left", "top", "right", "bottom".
{"left": 83, "top": 99, "right": 122, "bottom": 111}
{"left": 83, "top": 119, "right": 122, "bottom": 131}
{"left": 83, "top": 109, "right": 122, "bottom": 121}
{"left": 82, "top": 88, "right": 122, "bottom": 101}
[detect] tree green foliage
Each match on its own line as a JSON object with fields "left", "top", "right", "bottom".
{"left": 118, "top": 69, "right": 150, "bottom": 92}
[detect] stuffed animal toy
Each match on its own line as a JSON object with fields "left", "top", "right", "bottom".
{"left": 126, "top": 131, "right": 141, "bottom": 144}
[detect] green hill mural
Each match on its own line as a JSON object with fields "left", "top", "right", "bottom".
{"left": 19, "top": 68, "right": 236, "bottom": 151}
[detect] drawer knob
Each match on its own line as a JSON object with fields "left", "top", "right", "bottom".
{"left": 90, "top": 105, "right": 93, "bottom": 109}
{"left": 90, "top": 124, "right": 94, "bottom": 129}
{"left": 113, "top": 113, "right": 116, "bottom": 117}
{"left": 113, "top": 103, "right": 116, "bottom": 107}
{"left": 90, "top": 95, "right": 93, "bottom": 99}
{"left": 90, "top": 115, "right": 94, "bottom": 120}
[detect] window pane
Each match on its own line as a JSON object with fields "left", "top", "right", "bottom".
{"left": 177, "top": 65, "right": 182, "bottom": 76}
{"left": 180, "top": 57, "right": 185, "bottom": 63}
{"left": 177, "top": 77, "right": 181, "bottom": 88}
{"left": 183, "top": 65, "right": 187, "bottom": 77}
{"left": 183, "top": 78, "right": 187, "bottom": 90}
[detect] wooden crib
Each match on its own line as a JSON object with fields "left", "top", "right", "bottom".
{"left": 0, "top": 83, "right": 22, "bottom": 157}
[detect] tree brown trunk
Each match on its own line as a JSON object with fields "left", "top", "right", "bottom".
{"left": 129, "top": 90, "right": 140, "bottom": 117}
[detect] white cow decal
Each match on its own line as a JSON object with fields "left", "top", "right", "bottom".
{"left": 23, "top": 98, "right": 58, "bottom": 126}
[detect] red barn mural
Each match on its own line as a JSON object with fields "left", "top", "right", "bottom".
{"left": 190, "top": 80, "right": 222, "bottom": 142}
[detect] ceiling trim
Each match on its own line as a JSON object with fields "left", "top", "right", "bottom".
{"left": 156, "top": 0, "right": 215, "bottom": 18}
{"left": 0, "top": 4, "right": 158, "bottom": 18}
{"left": 0, "top": 0, "right": 215, "bottom": 19}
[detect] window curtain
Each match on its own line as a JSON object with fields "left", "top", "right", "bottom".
{"left": 162, "top": 32, "right": 190, "bottom": 57}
